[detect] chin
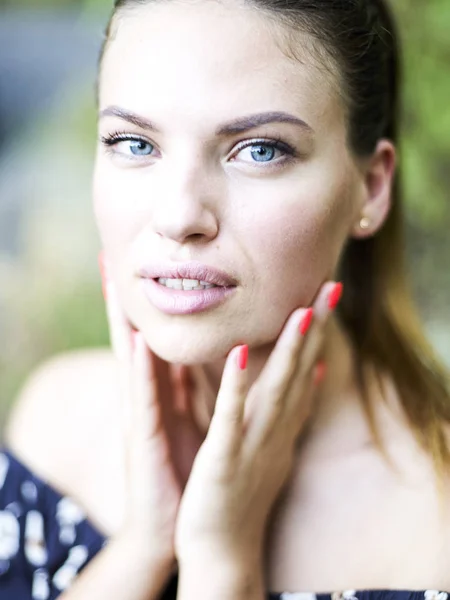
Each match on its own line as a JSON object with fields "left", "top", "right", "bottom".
{"left": 140, "top": 324, "right": 236, "bottom": 365}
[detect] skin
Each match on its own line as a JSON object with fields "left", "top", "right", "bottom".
{"left": 92, "top": 0, "right": 442, "bottom": 593}
{"left": 100, "top": 269, "right": 338, "bottom": 600}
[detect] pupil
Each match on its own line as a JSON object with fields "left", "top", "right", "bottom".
{"left": 251, "top": 145, "right": 274, "bottom": 162}
{"left": 131, "top": 141, "right": 150, "bottom": 155}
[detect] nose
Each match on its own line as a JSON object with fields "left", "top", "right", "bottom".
{"left": 152, "top": 164, "right": 220, "bottom": 245}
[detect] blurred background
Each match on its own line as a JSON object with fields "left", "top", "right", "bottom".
{"left": 0, "top": 0, "right": 449, "bottom": 433}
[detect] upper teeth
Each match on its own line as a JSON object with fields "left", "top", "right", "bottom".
{"left": 158, "top": 278, "right": 218, "bottom": 290}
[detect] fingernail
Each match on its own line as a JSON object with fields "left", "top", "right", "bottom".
{"left": 313, "top": 361, "right": 327, "bottom": 385}
{"left": 237, "top": 345, "right": 249, "bottom": 370}
{"left": 299, "top": 308, "right": 314, "bottom": 336}
{"left": 328, "top": 282, "right": 343, "bottom": 310}
{"left": 98, "top": 251, "right": 108, "bottom": 300}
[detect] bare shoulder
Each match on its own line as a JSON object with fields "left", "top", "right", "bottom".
{"left": 3, "top": 347, "right": 125, "bottom": 535}
{"left": 4, "top": 347, "right": 121, "bottom": 464}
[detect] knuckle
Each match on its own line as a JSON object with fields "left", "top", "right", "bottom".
{"left": 270, "top": 402, "right": 285, "bottom": 426}
{"left": 217, "top": 405, "right": 243, "bottom": 427}
{"left": 265, "top": 378, "right": 286, "bottom": 400}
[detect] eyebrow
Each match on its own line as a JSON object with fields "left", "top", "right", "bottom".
{"left": 99, "top": 106, "right": 314, "bottom": 136}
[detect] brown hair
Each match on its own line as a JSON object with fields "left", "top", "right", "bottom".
{"left": 99, "top": 0, "right": 450, "bottom": 475}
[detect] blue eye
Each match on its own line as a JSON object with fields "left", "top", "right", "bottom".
{"left": 129, "top": 140, "right": 153, "bottom": 156}
{"left": 248, "top": 144, "right": 276, "bottom": 162}
{"left": 233, "top": 139, "right": 295, "bottom": 166}
{"left": 101, "top": 131, "right": 297, "bottom": 168}
{"left": 101, "top": 132, "right": 155, "bottom": 159}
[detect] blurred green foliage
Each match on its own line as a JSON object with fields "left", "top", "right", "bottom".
{"left": 394, "top": 0, "right": 450, "bottom": 229}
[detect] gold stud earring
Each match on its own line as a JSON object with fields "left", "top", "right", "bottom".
{"left": 359, "top": 217, "right": 370, "bottom": 230}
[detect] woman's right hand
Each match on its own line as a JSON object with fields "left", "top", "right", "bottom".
{"left": 100, "top": 254, "right": 188, "bottom": 568}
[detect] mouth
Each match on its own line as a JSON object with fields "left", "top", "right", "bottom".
{"left": 137, "top": 261, "right": 238, "bottom": 289}
{"left": 153, "top": 277, "right": 234, "bottom": 291}
{"left": 140, "top": 277, "right": 237, "bottom": 315}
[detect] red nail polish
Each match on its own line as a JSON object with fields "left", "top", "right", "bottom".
{"left": 98, "top": 251, "right": 108, "bottom": 300}
{"left": 237, "top": 345, "right": 248, "bottom": 370}
{"left": 314, "top": 361, "right": 327, "bottom": 385}
{"left": 328, "top": 282, "right": 343, "bottom": 310}
{"left": 299, "top": 308, "right": 314, "bottom": 336}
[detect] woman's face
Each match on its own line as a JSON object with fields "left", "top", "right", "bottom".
{"left": 94, "top": 0, "right": 364, "bottom": 364}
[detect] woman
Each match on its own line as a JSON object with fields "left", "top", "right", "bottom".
{"left": 1, "top": 0, "right": 450, "bottom": 598}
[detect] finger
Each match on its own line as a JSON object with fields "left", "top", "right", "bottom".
{"left": 313, "top": 360, "right": 327, "bottom": 386}
{"left": 131, "top": 332, "right": 165, "bottom": 445}
{"left": 244, "top": 280, "right": 342, "bottom": 448}
{"left": 204, "top": 345, "right": 248, "bottom": 458}
{"left": 283, "top": 281, "right": 340, "bottom": 417}
{"left": 103, "top": 279, "right": 136, "bottom": 433}
{"left": 292, "top": 280, "right": 341, "bottom": 377}
{"left": 126, "top": 332, "right": 174, "bottom": 503}
{"left": 243, "top": 306, "right": 313, "bottom": 442}
{"left": 103, "top": 267, "right": 133, "bottom": 365}
{"left": 100, "top": 254, "right": 147, "bottom": 446}
{"left": 284, "top": 282, "right": 342, "bottom": 427}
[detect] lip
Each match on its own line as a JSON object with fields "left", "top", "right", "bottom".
{"left": 140, "top": 277, "right": 236, "bottom": 315}
{"left": 138, "top": 261, "right": 238, "bottom": 288}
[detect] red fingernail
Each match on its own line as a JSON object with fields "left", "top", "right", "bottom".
{"left": 299, "top": 308, "right": 314, "bottom": 335}
{"left": 237, "top": 345, "right": 248, "bottom": 370}
{"left": 328, "top": 282, "right": 343, "bottom": 310}
{"left": 314, "top": 361, "right": 327, "bottom": 385}
{"left": 98, "top": 251, "right": 108, "bottom": 300}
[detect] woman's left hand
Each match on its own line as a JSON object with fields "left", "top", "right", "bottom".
{"left": 174, "top": 280, "right": 341, "bottom": 566}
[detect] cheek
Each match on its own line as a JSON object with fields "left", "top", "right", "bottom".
{"left": 249, "top": 206, "right": 327, "bottom": 303}
{"left": 241, "top": 176, "right": 353, "bottom": 306}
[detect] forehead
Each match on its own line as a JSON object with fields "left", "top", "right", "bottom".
{"left": 100, "top": 0, "right": 343, "bottom": 135}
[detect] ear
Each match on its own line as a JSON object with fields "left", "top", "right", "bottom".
{"left": 350, "top": 139, "right": 397, "bottom": 239}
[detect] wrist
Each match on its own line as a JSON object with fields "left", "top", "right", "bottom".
{"left": 179, "top": 556, "right": 262, "bottom": 582}
{"left": 114, "top": 527, "right": 175, "bottom": 571}
{"left": 178, "top": 554, "right": 264, "bottom": 600}
{"left": 177, "top": 537, "right": 263, "bottom": 567}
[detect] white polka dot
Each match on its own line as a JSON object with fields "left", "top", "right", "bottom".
{"left": 56, "top": 497, "right": 85, "bottom": 546}
{"left": 56, "top": 497, "right": 85, "bottom": 524}
{"left": 59, "top": 526, "right": 76, "bottom": 546}
{"left": 53, "top": 564, "right": 77, "bottom": 591}
{"left": 21, "top": 480, "right": 38, "bottom": 504}
{"left": 52, "top": 545, "right": 89, "bottom": 591}
{"left": 5, "top": 502, "right": 22, "bottom": 518}
{"left": 0, "top": 511, "right": 20, "bottom": 559}
{"left": 24, "top": 511, "right": 48, "bottom": 567}
{"left": 69, "top": 545, "right": 89, "bottom": 566}
{"left": 32, "top": 568, "right": 50, "bottom": 600}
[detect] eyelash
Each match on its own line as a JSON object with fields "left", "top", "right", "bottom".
{"left": 100, "top": 130, "right": 298, "bottom": 165}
